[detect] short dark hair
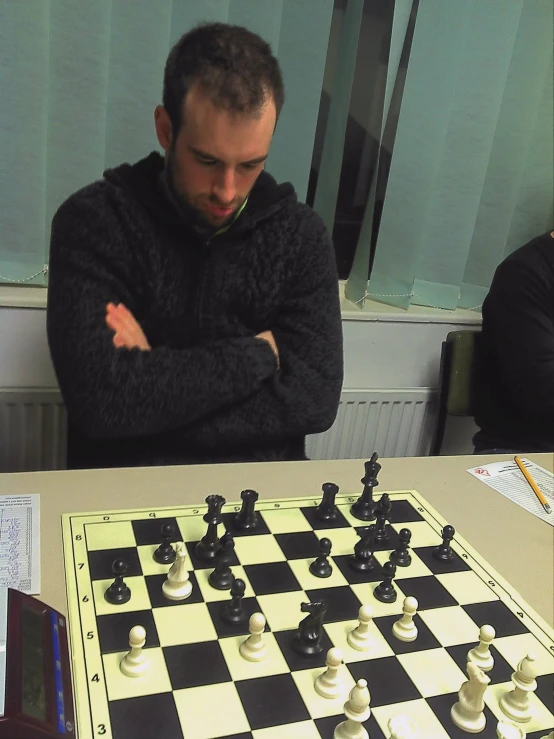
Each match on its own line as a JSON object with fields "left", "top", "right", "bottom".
{"left": 163, "top": 22, "right": 285, "bottom": 133}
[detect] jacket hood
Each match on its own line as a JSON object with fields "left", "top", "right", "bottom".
{"left": 103, "top": 151, "right": 297, "bottom": 236}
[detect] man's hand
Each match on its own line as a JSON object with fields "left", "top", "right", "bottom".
{"left": 105, "top": 303, "right": 151, "bottom": 351}
{"left": 256, "top": 330, "right": 279, "bottom": 369}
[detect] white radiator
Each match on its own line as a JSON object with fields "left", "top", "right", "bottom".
{"left": 0, "top": 389, "right": 67, "bottom": 472}
{"left": 0, "top": 388, "right": 436, "bottom": 472}
{"left": 306, "top": 389, "right": 436, "bottom": 460}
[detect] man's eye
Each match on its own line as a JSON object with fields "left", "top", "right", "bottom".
{"left": 241, "top": 163, "right": 257, "bottom": 171}
{"left": 198, "top": 158, "right": 216, "bottom": 166}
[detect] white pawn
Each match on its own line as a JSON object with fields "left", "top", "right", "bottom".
{"left": 499, "top": 653, "right": 538, "bottom": 723}
{"left": 392, "top": 597, "right": 418, "bottom": 642}
{"left": 334, "top": 678, "right": 371, "bottom": 739}
{"left": 347, "top": 605, "right": 373, "bottom": 652}
{"left": 388, "top": 713, "right": 419, "bottom": 738}
{"left": 162, "top": 542, "right": 192, "bottom": 601}
{"left": 451, "top": 661, "right": 490, "bottom": 733}
{"left": 120, "top": 625, "right": 149, "bottom": 677}
{"left": 496, "top": 719, "right": 526, "bottom": 738}
{"left": 467, "top": 624, "right": 495, "bottom": 672}
{"left": 315, "top": 647, "right": 344, "bottom": 699}
{"left": 239, "top": 612, "right": 266, "bottom": 662}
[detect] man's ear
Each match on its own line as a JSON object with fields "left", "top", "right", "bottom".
{"left": 154, "top": 105, "right": 173, "bottom": 152}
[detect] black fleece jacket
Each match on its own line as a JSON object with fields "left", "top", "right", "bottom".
{"left": 47, "top": 153, "right": 343, "bottom": 469}
{"left": 473, "top": 230, "right": 554, "bottom": 452}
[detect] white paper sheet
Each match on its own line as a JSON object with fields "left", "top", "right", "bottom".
{"left": 467, "top": 458, "right": 554, "bottom": 526}
{"left": 0, "top": 494, "right": 40, "bottom": 593}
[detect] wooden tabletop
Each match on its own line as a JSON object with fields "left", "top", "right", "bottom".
{"left": 0, "top": 454, "right": 552, "bottom": 625}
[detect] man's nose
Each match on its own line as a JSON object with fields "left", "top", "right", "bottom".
{"left": 212, "top": 168, "right": 236, "bottom": 205}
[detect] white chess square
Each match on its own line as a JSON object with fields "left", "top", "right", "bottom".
{"left": 85, "top": 521, "right": 136, "bottom": 551}
{"left": 486, "top": 681, "right": 554, "bottom": 735}
{"left": 292, "top": 665, "right": 355, "bottom": 718}
{"left": 436, "top": 570, "right": 499, "bottom": 605}
{"left": 419, "top": 605, "right": 480, "bottom": 647}
{"left": 103, "top": 647, "right": 171, "bottom": 701}
{"left": 252, "top": 720, "right": 321, "bottom": 739}
{"left": 234, "top": 535, "right": 286, "bottom": 565}
{"left": 92, "top": 576, "right": 151, "bottom": 616}
{"left": 372, "top": 698, "right": 451, "bottom": 738}
{"left": 288, "top": 557, "right": 348, "bottom": 591}
{"left": 219, "top": 632, "right": 289, "bottom": 681}
{"left": 173, "top": 682, "right": 250, "bottom": 739}
{"left": 397, "top": 648, "right": 467, "bottom": 697}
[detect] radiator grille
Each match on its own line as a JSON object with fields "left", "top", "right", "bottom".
{"left": 0, "top": 388, "right": 435, "bottom": 472}
{"left": 306, "top": 390, "right": 435, "bottom": 460}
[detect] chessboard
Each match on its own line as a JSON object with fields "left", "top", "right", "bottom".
{"left": 61, "top": 468, "right": 554, "bottom": 739}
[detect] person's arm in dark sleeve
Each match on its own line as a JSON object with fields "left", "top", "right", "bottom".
{"left": 46, "top": 192, "right": 278, "bottom": 439}
{"left": 484, "top": 257, "right": 554, "bottom": 415}
{"left": 181, "top": 210, "right": 344, "bottom": 448}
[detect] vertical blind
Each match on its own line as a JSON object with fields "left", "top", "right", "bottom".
{"left": 336, "top": 0, "right": 554, "bottom": 311}
{"left": 0, "top": 0, "right": 333, "bottom": 285}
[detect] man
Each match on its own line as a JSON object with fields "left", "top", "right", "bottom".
{"left": 47, "top": 22, "right": 343, "bottom": 469}
{"left": 473, "top": 229, "right": 554, "bottom": 453}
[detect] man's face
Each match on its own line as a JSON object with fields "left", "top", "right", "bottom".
{"left": 159, "top": 85, "right": 277, "bottom": 228}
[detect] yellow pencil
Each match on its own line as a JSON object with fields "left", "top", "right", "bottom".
{"left": 514, "top": 456, "right": 552, "bottom": 514}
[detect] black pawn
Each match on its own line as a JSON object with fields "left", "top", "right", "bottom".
{"left": 309, "top": 537, "right": 333, "bottom": 578}
{"left": 390, "top": 528, "right": 412, "bottom": 567}
{"left": 104, "top": 560, "right": 131, "bottom": 605}
{"left": 349, "top": 525, "right": 378, "bottom": 572}
{"left": 374, "top": 493, "right": 391, "bottom": 545}
{"left": 373, "top": 561, "right": 397, "bottom": 603}
{"left": 221, "top": 578, "right": 248, "bottom": 626}
{"left": 315, "top": 483, "right": 339, "bottom": 522}
{"left": 153, "top": 523, "right": 176, "bottom": 564}
{"left": 234, "top": 489, "right": 259, "bottom": 531}
{"left": 195, "top": 494, "right": 226, "bottom": 562}
{"left": 433, "top": 525, "right": 455, "bottom": 562}
{"left": 209, "top": 532, "right": 235, "bottom": 590}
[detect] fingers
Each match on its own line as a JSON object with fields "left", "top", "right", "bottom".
{"left": 105, "top": 302, "right": 151, "bottom": 351}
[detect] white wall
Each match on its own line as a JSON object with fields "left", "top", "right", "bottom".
{"left": 0, "top": 303, "right": 480, "bottom": 394}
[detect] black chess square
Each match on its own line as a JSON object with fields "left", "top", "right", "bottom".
{"left": 109, "top": 692, "right": 184, "bottom": 739}
{"left": 235, "top": 673, "right": 310, "bottom": 730}
{"left": 305, "top": 586, "right": 362, "bottom": 623}
{"left": 427, "top": 693, "right": 498, "bottom": 739}
{"left": 145, "top": 572, "right": 203, "bottom": 608}
{"left": 388, "top": 500, "right": 425, "bottom": 524}
{"left": 414, "top": 545, "right": 472, "bottom": 574}
{"left": 163, "top": 641, "right": 231, "bottom": 690}
{"left": 243, "top": 562, "right": 301, "bottom": 595}
{"left": 274, "top": 628, "right": 334, "bottom": 672}
{"left": 131, "top": 517, "right": 180, "bottom": 546}
{"left": 462, "top": 601, "right": 528, "bottom": 638}
{"left": 397, "top": 576, "right": 458, "bottom": 610}
{"left": 97, "top": 609, "right": 159, "bottom": 654}
{"left": 88, "top": 547, "right": 142, "bottom": 581}
{"left": 274, "top": 531, "right": 321, "bottom": 560}
{"left": 536, "top": 673, "right": 554, "bottom": 713}
{"left": 349, "top": 656, "right": 421, "bottom": 706}
{"left": 374, "top": 613, "right": 441, "bottom": 654}
{"left": 315, "top": 714, "right": 384, "bottom": 739}
{"left": 300, "top": 505, "right": 351, "bottom": 530}
{"left": 333, "top": 553, "right": 385, "bottom": 585}
{"left": 185, "top": 540, "right": 240, "bottom": 570}
{"left": 218, "top": 735, "right": 253, "bottom": 739}
{"left": 222, "top": 511, "right": 270, "bottom": 537}
{"left": 207, "top": 597, "right": 267, "bottom": 638}
{"left": 446, "top": 643, "right": 514, "bottom": 685}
